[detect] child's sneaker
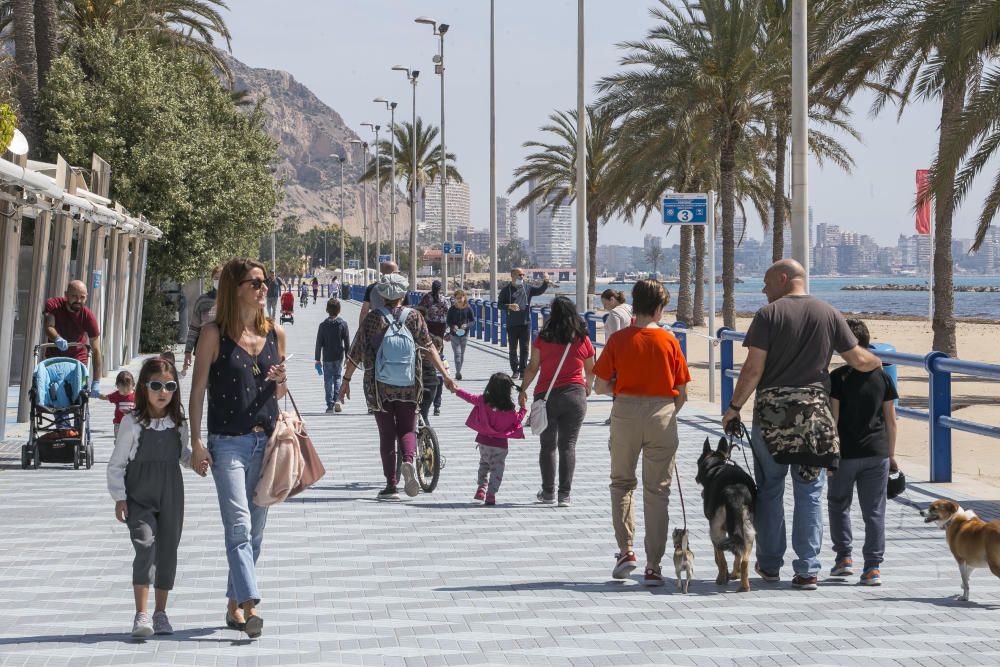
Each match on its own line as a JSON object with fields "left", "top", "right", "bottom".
{"left": 484, "top": 493, "right": 496, "bottom": 506}
{"left": 152, "top": 611, "right": 173, "bottom": 635}
{"left": 473, "top": 486, "right": 486, "bottom": 501}
{"left": 830, "top": 557, "right": 854, "bottom": 577}
{"left": 860, "top": 566, "right": 881, "bottom": 586}
{"left": 131, "top": 612, "right": 154, "bottom": 638}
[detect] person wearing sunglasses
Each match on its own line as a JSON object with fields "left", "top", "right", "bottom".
{"left": 107, "top": 356, "right": 206, "bottom": 637}
{"left": 188, "top": 258, "right": 288, "bottom": 639}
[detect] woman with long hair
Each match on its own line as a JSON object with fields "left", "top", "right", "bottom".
{"left": 518, "top": 296, "right": 596, "bottom": 507}
{"left": 593, "top": 279, "right": 690, "bottom": 588}
{"left": 189, "top": 258, "right": 288, "bottom": 639}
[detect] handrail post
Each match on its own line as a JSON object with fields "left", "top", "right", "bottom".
{"left": 539, "top": 307, "right": 550, "bottom": 342}
{"left": 671, "top": 321, "right": 687, "bottom": 359}
{"left": 495, "top": 302, "right": 503, "bottom": 345}
{"left": 585, "top": 311, "right": 597, "bottom": 344}
{"left": 926, "top": 351, "right": 952, "bottom": 483}
{"left": 530, "top": 307, "right": 539, "bottom": 341}
{"left": 719, "top": 327, "right": 734, "bottom": 416}
{"left": 475, "top": 300, "right": 484, "bottom": 339}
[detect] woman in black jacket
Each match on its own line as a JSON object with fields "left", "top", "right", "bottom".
{"left": 446, "top": 289, "right": 476, "bottom": 381}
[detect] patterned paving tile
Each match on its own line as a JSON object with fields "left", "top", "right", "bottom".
{"left": 1, "top": 296, "right": 999, "bottom": 666}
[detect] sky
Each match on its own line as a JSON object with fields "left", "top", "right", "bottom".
{"left": 224, "top": 0, "right": 993, "bottom": 249}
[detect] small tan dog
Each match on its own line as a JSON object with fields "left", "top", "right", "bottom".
{"left": 673, "top": 528, "right": 695, "bottom": 594}
{"left": 922, "top": 499, "right": 1000, "bottom": 601}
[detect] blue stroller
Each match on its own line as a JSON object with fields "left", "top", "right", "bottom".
{"left": 21, "top": 343, "right": 94, "bottom": 469}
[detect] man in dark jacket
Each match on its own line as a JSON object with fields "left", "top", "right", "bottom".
{"left": 498, "top": 268, "right": 549, "bottom": 379}
{"left": 315, "top": 299, "right": 351, "bottom": 413}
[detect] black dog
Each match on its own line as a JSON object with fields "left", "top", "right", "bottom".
{"left": 696, "top": 437, "right": 758, "bottom": 592}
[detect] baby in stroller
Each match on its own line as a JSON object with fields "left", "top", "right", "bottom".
{"left": 279, "top": 289, "right": 295, "bottom": 324}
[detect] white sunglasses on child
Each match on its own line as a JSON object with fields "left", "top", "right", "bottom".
{"left": 146, "top": 381, "right": 178, "bottom": 393}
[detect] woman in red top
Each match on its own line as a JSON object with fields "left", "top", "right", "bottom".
{"left": 518, "top": 296, "right": 596, "bottom": 507}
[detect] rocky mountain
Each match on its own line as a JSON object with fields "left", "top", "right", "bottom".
{"left": 227, "top": 56, "right": 409, "bottom": 241}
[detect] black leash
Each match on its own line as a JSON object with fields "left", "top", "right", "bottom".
{"left": 724, "top": 417, "right": 755, "bottom": 483}
{"left": 674, "top": 463, "right": 687, "bottom": 531}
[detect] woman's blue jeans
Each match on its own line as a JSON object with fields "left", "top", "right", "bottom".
{"left": 208, "top": 432, "right": 269, "bottom": 605}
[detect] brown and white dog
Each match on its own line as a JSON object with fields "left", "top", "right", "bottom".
{"left": 922, "top": 499, "right": 1000, "bottom": 601}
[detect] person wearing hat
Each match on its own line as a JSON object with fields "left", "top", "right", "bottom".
{"left": 340, "top": 273, "right": 456, "bottom": 500}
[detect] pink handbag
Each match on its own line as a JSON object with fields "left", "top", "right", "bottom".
{"left": 253, "top": 410, "right": 305, "bottom": 506}
{"left": 285, "top": 390, "right": 326, "bottom": 498}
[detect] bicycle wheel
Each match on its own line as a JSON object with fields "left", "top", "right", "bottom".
{"left": 416, "top": 425, "right": 441, "bottom": 492}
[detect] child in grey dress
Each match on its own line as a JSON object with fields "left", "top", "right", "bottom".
{"left": 107, "top": 357, "right": 207, "bottom": 637}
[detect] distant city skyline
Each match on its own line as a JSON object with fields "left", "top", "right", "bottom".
{"left": 225, "top": 0, "right": 997, "bottom": 251}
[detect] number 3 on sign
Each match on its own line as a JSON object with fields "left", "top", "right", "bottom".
{"left": 677, "top": 210, "right": 693, "bottom": 223}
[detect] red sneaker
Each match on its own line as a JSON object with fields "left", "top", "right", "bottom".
{"left": 473, "top": 486, "right": 486, "bottom": 501}
{"left": 613, "top": 552, "right": 638, "bottom": 579}
{"left": 643, "top": 568, "right": 665, "bottom": 587}
{"left": 484, "top": 493, "right": 496, "bottom": 506}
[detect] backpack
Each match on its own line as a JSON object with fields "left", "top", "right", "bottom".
{"left": 376, "top": 307, "right": 416, "bottom": 386}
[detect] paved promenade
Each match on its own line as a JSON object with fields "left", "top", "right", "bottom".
{"left": 2, "top": 297, "right": 999, "bottom": 666}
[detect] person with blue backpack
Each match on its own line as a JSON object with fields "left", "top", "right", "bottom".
{"left": 340, "top": 273, "right": 455, "bottom": 500}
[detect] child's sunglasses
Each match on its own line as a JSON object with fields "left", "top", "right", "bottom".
{"left": 146, "top": 380, "right": 178, "bottom": 393}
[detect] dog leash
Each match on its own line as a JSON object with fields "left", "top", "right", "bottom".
{"left": 674, "top": 463, "right": 687, "bottom": 531}
{"left": 724, "top": 417, "right": 755, "bottom": 483}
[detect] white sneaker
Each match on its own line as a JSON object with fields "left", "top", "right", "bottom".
{"left": 131, "top": 612, "right": 154, "bottom": 638}
{"left": 401, "top": 461, "right": 420, "bottom": 497}
{"left": 334, "top": 402, "right": 343, "bottom": 413}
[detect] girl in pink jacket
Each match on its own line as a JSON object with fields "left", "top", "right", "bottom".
{"left": 451, "top": 372, "right": 527, "bottom": 506}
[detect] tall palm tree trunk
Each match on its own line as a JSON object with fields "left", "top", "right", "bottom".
{"left": 772, "top": 122, "right": 788, "bottom": 262}
{"left": 12, "top": 0, "right": 39, "bottom": 152}
{"left": 587, "top": 209, "right": 599, "bottom": 297}
{"left": 676, "top": 224, "right": 693, "bottom": 325}
{"left": 932, "top": 77, "right": 965, "bottom": 357}
{"left": 34, "top": 0, "right": 58, "bottom": 85}
{"left": 720, "top": 132, "right": 738, "bottom": 328}
{"left": 693, "top": 225, "right": 706, "bottom": 327}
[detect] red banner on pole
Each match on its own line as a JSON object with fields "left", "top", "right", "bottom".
{"left": 916, "top": 169, "right": 931, "bottom": 234}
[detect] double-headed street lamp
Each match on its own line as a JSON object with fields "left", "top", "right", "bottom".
{"left": 415, "top": 16, "right": 449, "bottom": 288}
{"left": 374, "top": 97, "right": 398, "bottom": 264}
{"left": 360, "top": 122, "right": 381, "bottom": 263}
{"left": 349, "top": 138, "right": 370, "bottom": 279}
{"left": 392, "top": 65, "right": 420, "bottom": 289}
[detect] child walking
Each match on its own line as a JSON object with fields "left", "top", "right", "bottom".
{"left": 314, "top": 298, "right": 350, "bottom": 414}
{"left": 106, "top": 357, "right": 207, "bottom": 637}
{"left": 827, "top": 318, "right": 899, "bottom": 586}
{"left": 99, "top": 370, "right": 136, "bottom": 438}
{"left": 451, "top": 372, "right": 527, "bottom": 506}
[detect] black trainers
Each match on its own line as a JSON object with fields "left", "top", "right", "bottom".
{"left": 791, "top": 574, "right": 818, "bottom": 590}
{"left": 377, "top": 485, "right": 400, "bottom": 501}
{"left": 755, "top": 562, "right": 780, "bottom": 582}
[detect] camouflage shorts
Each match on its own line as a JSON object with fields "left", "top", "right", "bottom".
{"left": 754, "top": 386, "right": 840, "bottom": 481}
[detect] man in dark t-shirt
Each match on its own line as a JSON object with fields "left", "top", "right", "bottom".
{"left": 44, "top": 280, "right": 103, "bottom": 395}
{"left": 827, "top": 318, "right": 898, "bottom": 586}
{"left": 721, "top": 260, "right": 881, "bottom": 590}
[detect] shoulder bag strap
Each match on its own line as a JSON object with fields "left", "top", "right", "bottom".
{"left": 284, "top": 388, "right": 303, "bottom": 422}
{"left": 544, "top": 342, "right": 573, "bottom": 401}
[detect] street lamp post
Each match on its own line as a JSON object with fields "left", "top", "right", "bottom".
{"left": 575, "top": 0, "right": 587, "bottom": 310}
{"left": 791, "top": 0, "right": 809, "bottom": 288}
{"left": 489, "top": 0, "right": 497, "bottom": 301}
{"left": 333, "top": 153, "right": 346, "bottom": 286}
{"left": 361, "top": 122, "right": 381, "bottom": 262}
{"left": 350, "top": 138, "right": 370, "bottom": 280}
{"left": 416, "top": 16, "right": 449, "bottom": 289}
{"left": 393, "top": 66, "right": 420, "bottom": 288}
{"left": 375, "top": 98, "right": 399, "bottom": 264}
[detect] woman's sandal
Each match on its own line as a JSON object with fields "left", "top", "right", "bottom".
{"left": 225, "top": 610, "right": 246, "bottom": 631}
{"left": 243, "top": 614, "right": 263, "bottom": 638}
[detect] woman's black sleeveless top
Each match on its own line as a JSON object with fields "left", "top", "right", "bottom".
{"left": 207, "top": 329, "right": 279, "bottom": 435}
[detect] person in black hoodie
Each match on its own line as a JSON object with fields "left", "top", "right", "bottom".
{"left": 498, "top": 269, "right": 549, "bottom": 379}
{"left": 314, "top": 299, "right": 351, "bottom": 414}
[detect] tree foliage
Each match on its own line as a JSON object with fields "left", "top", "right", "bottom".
{"left": 39, "top": 28, "right": 279, "bottom": 283}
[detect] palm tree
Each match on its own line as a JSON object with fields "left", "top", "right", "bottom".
{"left": 605, "top": 0, "right": 779, "bottom": 328}
{"left": 508, "top": 104, "right": 619, "bottom": 295}
{"left": 815, "top": 0, "right": 975, "bottom": 355}
{"left": 11, "top": 0, "right": 37, "bottom": 151}
{"left": 33, "top": 0, "right": 57, "bottom": 84}
{"left": 359, "top": 117, "right": 462, "bottom": 220}
{"left": 646, "top": 244, "right": 664, "bottom": 276}
{"left": 692, "top": 225, "right": 707, "bottom": 326}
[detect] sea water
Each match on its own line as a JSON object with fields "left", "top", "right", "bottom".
{"left": 542, "top": 276, "right": 1000, "bottom": 319}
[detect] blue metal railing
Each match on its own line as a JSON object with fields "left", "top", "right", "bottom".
{"left": 717, "top": 327, "right": 1000, "bottom": 483}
